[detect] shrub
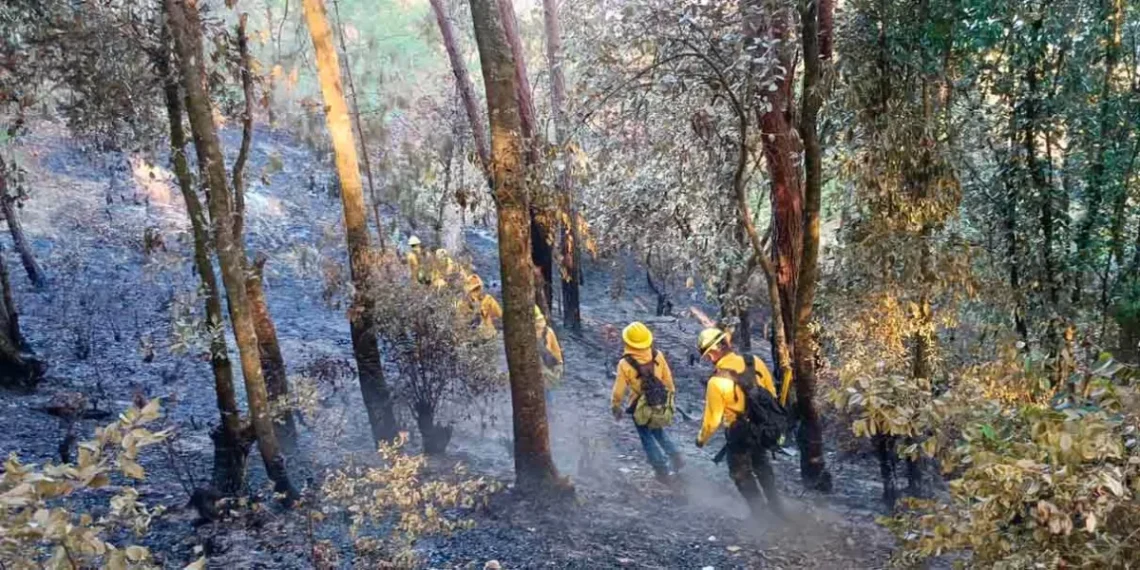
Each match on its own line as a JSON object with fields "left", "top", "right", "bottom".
{"left": 318, "top": 434, "right": 500, "bottom": 568}
{"left": 883, "top": 360, "right": 1140, "bottom": 568}
{"left": 0, "top": 400, "right": 171, "bottom": 569}
{"left": 367, "top": 253, "right": 504, "bottom": 455}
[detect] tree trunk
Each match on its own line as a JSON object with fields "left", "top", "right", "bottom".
{"left": 302, "top": 0, "right": 398, "bottom": 444}
{"left": 792, "top": 0, "right": 832, "bottom": 492}
{"left": 0, "top": 232, "right": 42, "bottom": 390}
{"left": 0, "top": 184, "right": 45, "bottom": 289}
{"left": 165, "top": 0, "right": 295, "bottom": 501}
{"left": 1072, "top": 0, "right": 1123, "bottom": 303}
{"left": 875, "top": 434, "right": 899, "bottom": 509}
{"left": 331, "top": 0, "right": 385, "bottom": 248}
{"left": 157, "top": 33, "right": 249, "bottom": 494}
{"left": 429, "top": 0, "right": 491, "bottom": 176}
{"left": 232, "top": 13, "right": 254, "bottom": 244}
{"left": 469, "top": 0, "right": 565, "bottom": 492}
{"left": 541, "top": 0, "right": 581, "bottom": 333}
{"left": 496, "top": 0, "right": 554, "bottom": 313}
{"left": 245, "top": 256, "right": 299, "bottom": 456}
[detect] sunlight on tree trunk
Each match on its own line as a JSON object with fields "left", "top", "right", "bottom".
{"left": 157, "top": 34, "right": 250, "bottom": 494}
{"left": 430, "top": 0, "right": 491, "bottom": 177}
{"left": 165, "top": 0, "right": 295, "bottom": 501}
{"left": 469, "top": 0, "right": 566, "bottom": 492}
{"left": 301, "top": 0, "right": 398, "bottom": 444}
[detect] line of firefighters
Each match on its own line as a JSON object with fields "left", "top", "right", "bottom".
{"left": 405, "top": 236, "right": 783, "bottom": 519}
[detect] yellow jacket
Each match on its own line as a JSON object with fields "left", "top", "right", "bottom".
{"left": 697, "top": 352, "right": 776, "bottom": 446}
{"left": 406, "top": 250, "right": 420, "bottom": 275}
{"left": 611, "top": 347, "right": 675, "bottom": 411}
{"left": 538, "top": 325, "right": 563, "bottom": 365}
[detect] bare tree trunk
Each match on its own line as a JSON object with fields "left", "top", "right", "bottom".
{"left": 230, "top": 15, "right": 299, "bottom": 459}
{"left": 469, "top": 0, "right": 565, "bottom": 492}
{"left": 165, "top": 0, "right": 295, "bottom": 501}
{"left": 331, "top": 0, "right": 385, "bottom": 249}
{"left": 430, "top": 0, "right": 491, "bottom": 177}
{"left": 232, "top": 13, "right": 254, "bottom": 244}
{"left": 0, "top": 169, "right": 45, "bottom": 289}
{"left": 245, "top": 256, "right": 299, "bottom": 456}
{"left": 496, "top": 0, "right": 554, "bottom": 313}
{"left": 157, "top": 34, "right": 250, "bottom": 495}
{"left": 541, "top": 0, "right": 581, "bottom": 332}
{"left": 0, "top": 241, "right": 41, "bottom": 390}
{"left": 302, "top": 0, "right": 398, "bottom": 444}
{"left": 792, "top": 0, "right": 832, "bottom": 492}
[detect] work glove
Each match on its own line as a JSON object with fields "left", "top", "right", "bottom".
{"left": 695, "top": 437, "right": 705, "bottom": 449}
{"left": 611, "top": 406, "right": 623, "bottom": 421}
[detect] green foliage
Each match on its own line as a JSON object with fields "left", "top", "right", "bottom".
{"left": 0, "top": 401, "right": 170, "bottom": 569}
{"left": 883, "top": 361, "right": 1140, "bottom": 568}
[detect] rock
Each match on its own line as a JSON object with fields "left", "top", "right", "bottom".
{"left": 484, "top": 561, "right": 502, "bottom": 570}
{"left": 616, "top": 558, "right": 635, "bottom": 565}
{"left": 701, "top": 566, "right": 715, "bottom": 570}
{"left": 707, "top": 536, "right": 717, "bottom": 542}
{"left": 726, "top": 546, "right": 741, "bottom": 553}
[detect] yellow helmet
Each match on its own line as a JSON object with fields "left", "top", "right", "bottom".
{"left": 697, "top": 327, "right": 728, "bottom": 356}
{"left": 435, "top": 248, "right": 448, "bottom": 258}
{"left": 465, "top": 274, "right": 484, "bottom": 293}
{"left": 408, "top": 236, "right": 421, "bottom": 247}
{"left": 622, "top": 322, "right": 653, "bottom": 350}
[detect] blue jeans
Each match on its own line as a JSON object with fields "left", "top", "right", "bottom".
{"left": 636, "top": 424, "right": 679, "bottom": 473}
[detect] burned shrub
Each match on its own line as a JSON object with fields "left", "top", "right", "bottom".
{"left": 368, "top": 255, "right": 503, "bottom": 455}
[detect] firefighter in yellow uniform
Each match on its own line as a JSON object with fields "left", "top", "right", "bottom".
{"left": 463, "top": 274, "right": 502, "bottom": 338}
{"left": 695, "top": 327, "right": 783, "bottom": 517}
{"left": 406, "top": 236, "right": 430, "bottom": 285}
{"left": 431, "top": 248, "right": 460, "bottom": 289}
{"left": 610, "top": 322, "right": 683, "bottom": 480}
{"left": 535, "top": 306, "right": 563, "bottom": 405}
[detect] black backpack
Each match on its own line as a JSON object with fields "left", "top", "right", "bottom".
{"left": 720, "top": 353, "right": 787, "bottom": 450}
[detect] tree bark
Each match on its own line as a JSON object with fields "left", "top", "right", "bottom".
{"left": 245, "top": 256, "right": 299, "bottom": 456}
{"left": 331, "top": 0, "right": 385, "bottom": 248}
{"left": 0, "top": 179, "right": 45, "bottom": 289}
{"left": 793, "top": 0, "right": 832, "bottom": 491}
{"left": 232, "top": 13, "right": 254, "bottom": 244}
{"left": 541, "top": 0, "right": 581, "bottom": 332}
{"left": 496, "top": 0, "right": 554, "bottom": 313}
{"left": 302, "top": 0, "right": 398, "bottom": 444}
{"left": 0, "top": 240, "right": 41, "bottom": 390}
{"left": 165, "top": 0, "right": 295, "bottom": 500}
{"left": 430, "top": 0, "right": 491, "bottom": 176}
{"left": 157, "top": 33, "right": 249, "bottom": 494}
{"left": 469, "top": 0, "right": 564, "bottom": 491}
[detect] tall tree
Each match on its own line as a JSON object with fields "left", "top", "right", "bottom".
{"left": 232, "top": 12, "right": 299, "bottom": 457}
{"left": 165, "top": 0, "right": 295, "bottom": 500}
{"left": 0, "top": 185, "right": 45, "bottom": 289}
{"left": 542, "top": 0, "right": 582, "bottom": 332}
{"left": 302, "top": 0, "right": 398, "bottom": 444}
{"left": 793, "top": 0, "right": 835, "bottom": 492}
{"left": 429, "top": 0, "right": 491, "bottom": 176}
{"left": 156, "top": 32, "right": 250, "bottom": 494}
{"left": 496, "top": 0, "right": 554, "bottom": 316}
{"left": 741, "top": 0, "right": 832, "bottom": 490}
{"left": 468, "top": 0, "right": 564, "bottom": 491}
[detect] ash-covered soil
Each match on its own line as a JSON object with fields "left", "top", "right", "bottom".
{"left": 1, "top": 124, "right": 894, "bottom": 569}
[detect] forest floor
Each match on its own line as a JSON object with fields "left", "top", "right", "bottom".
{"left": 0, "top": 123, "right": 895, "bottom": 569}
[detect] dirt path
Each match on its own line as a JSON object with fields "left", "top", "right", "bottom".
{"left": 1, "top": 126, "right": 894, "bottom": 569}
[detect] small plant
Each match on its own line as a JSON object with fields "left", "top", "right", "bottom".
{"left": 319, "top": 434, "right": 500, "bottom": 568}
{"left": 0, "top": 400, "right": 171, "bottom": 569}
